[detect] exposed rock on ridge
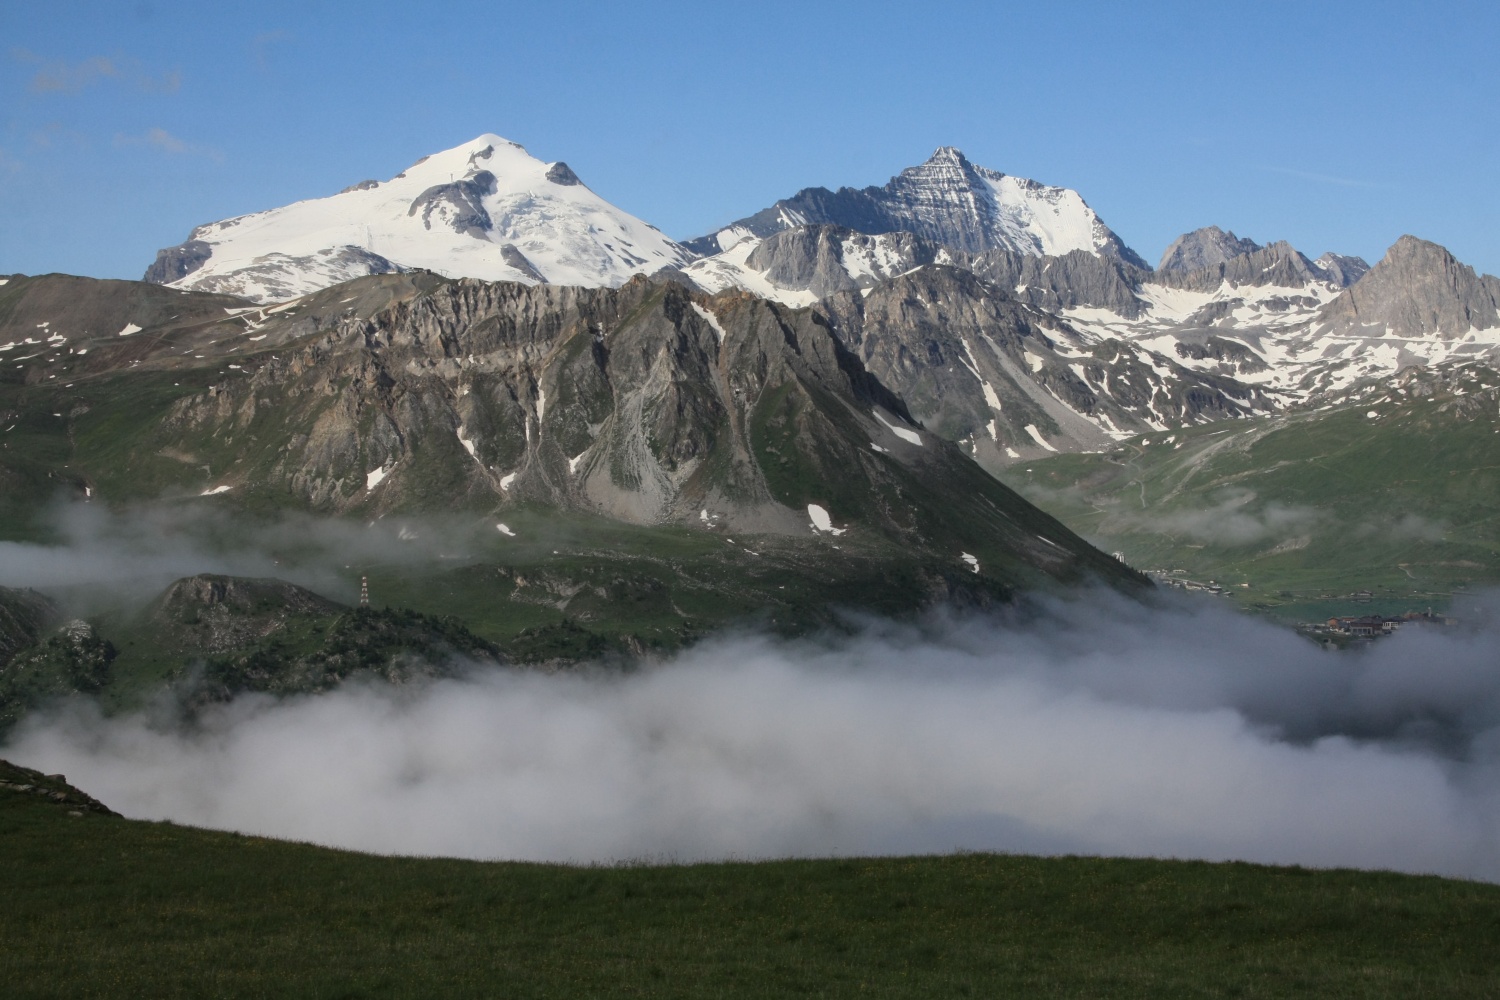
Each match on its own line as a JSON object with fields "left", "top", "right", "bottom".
{"left": 1158, "top": 226, "right": 1263, "bottom": 272}
{"left": 1316, "top": 235, "right": 1500, "bottom": 339}
{"left": 147, "top": 273, "right": 1134, "bottom": 589}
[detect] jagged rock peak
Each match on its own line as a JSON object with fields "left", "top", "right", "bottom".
{"left": 1158, "top": 226, "right": 1262, "bottom": 272}
{"left": 545, "top": 161, "right": 582, "bottom": 186}
{"left": 684, "top": 148, "right": 1149, "bottom": 269}
{"left": 1314, "top": 252, "right": 1370, "bottom": 288}
{"left": 1315, "top": 234, "right": 1500, "bottom": 338}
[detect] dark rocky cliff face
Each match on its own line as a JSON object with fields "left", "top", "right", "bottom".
{"left": 0, "top": 587, "right": 57, "bottom": 670}
{"left": 126, "top": 273, "right": 1136, "bottom": 590}
{"left": 142, "top": 239, "right": 214, "bottom": 284}
{"left": 969, "top": 247, "right": 1152, "bottom": 319}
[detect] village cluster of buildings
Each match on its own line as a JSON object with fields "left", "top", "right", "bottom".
{"left": 1323, "top": 610, "right": 1456, "bottom": 637}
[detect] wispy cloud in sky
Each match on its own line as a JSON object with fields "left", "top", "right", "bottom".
{"left": 114, "top": 127, "right": 223, "bottom": 163}
{"left": 13, "top": 49, "right": 180, "bottom": 95}
{"left": 1257, "top": 165, "right": 1388, "bottom": 190}
{"left": 250, "top": 30, "right": 293, "bottom": 70}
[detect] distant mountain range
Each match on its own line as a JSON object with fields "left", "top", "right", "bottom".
{"left": 0, "top": 132, "right": 1494, "bottom": 706}
{"left": 679, "top": 146, "right": 1148, "bottom": 266}
{"left": 133, "top": 133, "right": 1500, "bottom": 469}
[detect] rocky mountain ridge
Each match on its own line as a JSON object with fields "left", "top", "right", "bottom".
{"left": 683, "top": 146, "right": 1147, "bottom": 267}
{"left": 3, "top": 268, "right": 1138, "bottom": 594}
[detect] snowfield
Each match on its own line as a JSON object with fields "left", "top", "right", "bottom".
{"left": 160, "top": 134, "right": 694, "bottom": 303}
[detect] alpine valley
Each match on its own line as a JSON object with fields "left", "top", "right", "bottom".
{"left": 1, "top": 133, "right": 1496, "bottom": 725}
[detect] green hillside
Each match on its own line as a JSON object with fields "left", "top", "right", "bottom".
{"left": 4, "top": 772, "right": 1499, "bottom": 999}
{"left": 1003, "top": 363, "right": 1500, "bottom": 620}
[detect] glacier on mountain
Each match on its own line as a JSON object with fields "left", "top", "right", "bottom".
{"left": 145, "top": 135, "right": 693, "bottom": 303}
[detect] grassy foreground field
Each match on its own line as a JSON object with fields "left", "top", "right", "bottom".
{"left": 5, "top": 790, "right": 1500, "bottom": 998}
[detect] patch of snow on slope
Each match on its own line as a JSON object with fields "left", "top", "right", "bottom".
{"left": 1025, "top": 424, "right": 1058, "bottom": 452}
{"left": 456, "top": 426, "right": 481, "bottom": 462}
{"left": 982, "top": 173, "right": 1104, "bottom": 257}
{"left": 200, "top": 485, "right": 232, "bottom": 496}
{"left": 958, "top": 338, "right": 1004, "bottom": 412}
{"left": 690, "top": 302, "right": 726, "bottom": 341}
{"left": 714, "top": 226, "right": 756, "bottom": 252}
{"left": 116, "top": 323, "right": 142, "bottom": 337}
{"left": 681, "top": 237, "right": 819, "bottom": 309}
{"left": 495, "top": 523, "right": 516, "bottom": 536}
{"left": 806, "top": 504, "right": 846, "bottom": 536}
{"left": 960, "top": 552, "right": 980, "bottom": 574}
{"left": 366, "top": 465, "right": 392, "bottom": 490}
{"left": 872, "top": 409, "right": 922, "bottom": 446}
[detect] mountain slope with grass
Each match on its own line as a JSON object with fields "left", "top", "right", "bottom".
{"left": 0, "top": 267, "right": 1148, "bottom": 727}
{"left": 1002, "top": 360, "right": 1500, "bottom": 617}
{"left": 1, "top": 269, "right": 1136, "bottom": 594}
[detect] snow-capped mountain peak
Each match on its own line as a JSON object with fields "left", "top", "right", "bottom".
{"left": 682, "top": 146, "right": 1148, "bottom": 268}
{"left": 144, "top": 134, "right": 693, "bottom": 303}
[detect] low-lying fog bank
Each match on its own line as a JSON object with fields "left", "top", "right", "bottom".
{"left": 6, "top": 589, "right": 1499, "bottom": 879}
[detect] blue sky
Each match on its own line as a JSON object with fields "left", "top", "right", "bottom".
{"left": 3, "top": 0, "right": 1497, "bottom": 279}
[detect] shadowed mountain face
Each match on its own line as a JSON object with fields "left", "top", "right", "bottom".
{"left": 0, "top": 270, "right": 1142, "bottom": 596}
{"left": 0, "top": 587, "right": 57, "bottom": 669}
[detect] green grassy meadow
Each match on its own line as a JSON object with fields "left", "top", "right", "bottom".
{"left": 1002, "top": 377, "right": 1500, "bottom": 621}
{"left": 5, "top": 788, "right": 1500, "bottom": 998}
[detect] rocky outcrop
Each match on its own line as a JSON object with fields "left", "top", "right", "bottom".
{"left": 182, "top": 604, "right": 505, "bottom": 706}
{"left": 1314, "top": 252, "right": 1370, "bottom": 288}
{"left": 152, "top": 575, "right": 347, "bottom": 653}
{"left": 143, "top": 238, "right": 214, "bottom": 284}
{"left": 0, "top": 587, "right": 57, "bottom": 668}
{"left": 1158, "top": 226, "right": 1262, "bottom": 272}
{"left": 545, "top": 161, "right": 582, "bottom": 186}
{"left": 407, "top": 171, "right": 498, "bottom": 238}
{"left": 1158, "top": 230, "right": 1369, "bottom": 289}
{"left": 1315, "top": 235, "right": 1500, "bottom": 338}
{"left": 970, "top": 247, "right": 1152, "bottom": 319}
{"left": 744, "top": 225, "right": 950, "bottom": 297}
{"left": 0, "top": 758, "right": 119, "bottom": 817}
{"left": 1157, "top": 240, "right": 1332, "bottom": 293}
{"left": 0, "top": 620, "right": 118, "bottom": 733}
